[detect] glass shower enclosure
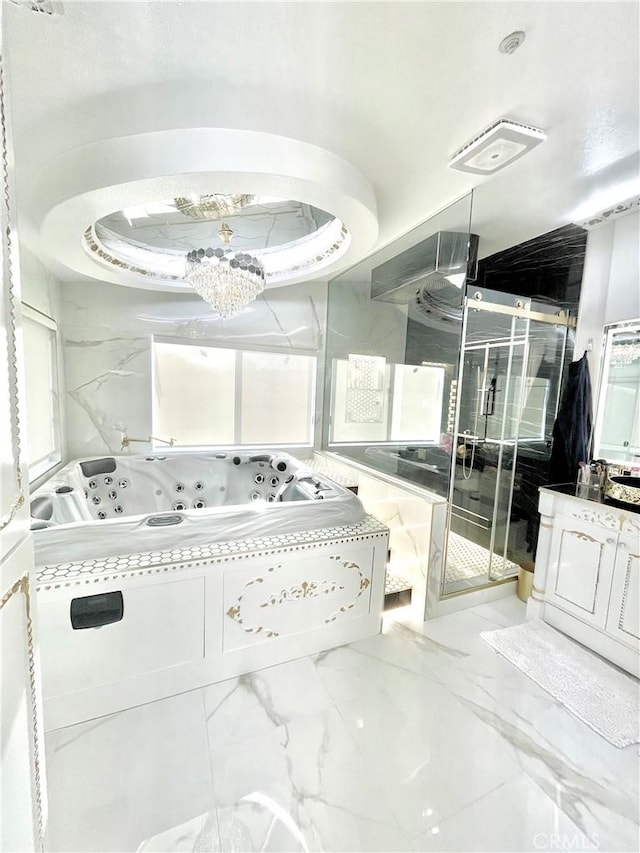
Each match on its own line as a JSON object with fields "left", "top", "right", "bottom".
{"left": 443, "top": 288, "right": 574, "bottom": 594}
{"left": 323, "top": 190, "right": 580, "bottom": 602}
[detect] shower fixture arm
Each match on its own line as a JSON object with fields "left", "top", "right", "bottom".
{"left": 121, "top": 433, "right": 176, "bottom": 450}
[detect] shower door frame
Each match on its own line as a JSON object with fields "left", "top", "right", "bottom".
{"left": 441, "top": 292, "right": 574, "bottom": 598}
{"left": 455, "top": 333, "right": 527, "bottom": 582}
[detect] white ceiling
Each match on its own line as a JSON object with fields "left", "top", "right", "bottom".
{"left": 5, "top": 0, "right": 640, "bottom": 283}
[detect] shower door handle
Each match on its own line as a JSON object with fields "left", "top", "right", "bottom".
{"left": 482, "top": 381, "right": 499, "bottom": 416}
{"left": 483, "top": 387, "right": 493, "bottom": 416}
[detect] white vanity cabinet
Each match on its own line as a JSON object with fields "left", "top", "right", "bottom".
{"left": 529, "top": 487, "right": 640, "bottom": 677}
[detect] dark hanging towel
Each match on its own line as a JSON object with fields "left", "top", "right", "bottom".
{"left": 548, "top": 352, "right": 593, "bottom": 485}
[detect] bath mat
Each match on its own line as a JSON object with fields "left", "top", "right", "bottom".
{"left": 481, "top": 619, "right": 639, "bottom": 748}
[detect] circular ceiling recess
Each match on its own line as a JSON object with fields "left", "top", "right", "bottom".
{"left": 85, "top": 195, "right": 348, "bottom": 286}
{"left": 28, "top": 128, "right": 378, "bottom": 291}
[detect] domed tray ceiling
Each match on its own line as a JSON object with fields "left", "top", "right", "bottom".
{"left": 30, "top": 129, "right": 378, "bottom": 292}
{"left": 99, "top": 197, "right": 333, "bottom": 249}
{"left": 87, "top": 196, "right": 346, "bottom": 286}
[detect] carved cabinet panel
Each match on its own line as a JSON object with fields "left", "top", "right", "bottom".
{"left": 606, "top": 534, "right": 640, "bottom": 646}
{"left": 546, "top": 516, "right": 617, "bottom": 628}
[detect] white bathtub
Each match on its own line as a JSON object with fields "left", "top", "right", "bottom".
{"left": 33, "top": 452, "right": 388, "bottom": 729}
{"left": 31, "top": 451, "right": 366, "bottom": 565}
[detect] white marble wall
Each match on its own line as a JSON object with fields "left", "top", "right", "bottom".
{"left": 356, "top": 473, "right": 442, "bottom": 620}
{"left": 61, "top": 280, "right": 327, "bottom": 460}
{"left": 312, "top": 452, "right": 446, "bottom": 621}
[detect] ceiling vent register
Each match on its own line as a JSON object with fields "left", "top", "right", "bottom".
{"left": 448, "top": 118, "right": 546, "bottom": 175}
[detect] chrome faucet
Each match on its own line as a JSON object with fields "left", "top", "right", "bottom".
{"left": 121, "top": 434, "right": 176, "bottom": 450}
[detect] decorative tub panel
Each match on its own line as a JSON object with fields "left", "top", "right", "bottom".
{"left": 33, "top": 454, "right": 389, "bottom": 730}
{"left": 222, "top": 542, "right": 374, "bottom": 652}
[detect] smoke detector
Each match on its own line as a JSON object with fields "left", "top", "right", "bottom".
{"left": 499, "top": 31, "right": 526, "bottom": 54}
{"left": 448, "top": 119, "right": 546, "bottom": 175}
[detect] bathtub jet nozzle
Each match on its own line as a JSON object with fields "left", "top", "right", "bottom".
{"left": 270, "top": 455, "right": 289, "bottom": 473}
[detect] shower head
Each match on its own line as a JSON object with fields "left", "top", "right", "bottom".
{"left": 414, "top": 273, "right": 464, "bottom": 322}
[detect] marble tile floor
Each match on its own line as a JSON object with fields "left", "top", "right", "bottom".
{"left": 44, "top": 595, "right": 639, "bottom": 853}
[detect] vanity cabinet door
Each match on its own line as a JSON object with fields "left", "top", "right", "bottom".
{"left": 605, "top": 533, "right": 640, "bottom": 647}
{"left": 545, "top": 515, "right": 617, "bottom": 628}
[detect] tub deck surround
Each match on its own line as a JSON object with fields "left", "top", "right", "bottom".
{"left": 35, "top": 515, "right": 388, "bottom": 589}
{"left": 32, "top": 452, "right": 389, "bottom": 730}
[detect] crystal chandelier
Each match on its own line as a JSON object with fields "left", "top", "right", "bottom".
{"left": 185, "top": 223, "right": 265, "bottom": 318}
{"left": 174, "top": 193, "right": 255, "bottom": 221}
{"left": 611, "top": 342, "right": 640, "bottom": 367}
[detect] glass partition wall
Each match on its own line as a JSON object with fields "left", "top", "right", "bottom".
{"left": 324, "top": 193, "right": 581, "bottom": 599}
{"left": 324, "top": 193, "right": 475, "bottom": 490}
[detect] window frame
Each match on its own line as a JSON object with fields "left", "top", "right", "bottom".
{"left": 21, "top": 303, "right": 63, "bottom": 483}
{"left": 327, "top": 356, "right": 446, "bottom": 447}
{"left": 151, "top": 335, "right": 318, "bottom": 450}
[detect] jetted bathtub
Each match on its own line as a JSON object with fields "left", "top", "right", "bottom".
{"left": 33, "top": 452, "right": 389, "bottom": 729}
{"left": 31, "top": 451, "right": 366, "bottom": 565}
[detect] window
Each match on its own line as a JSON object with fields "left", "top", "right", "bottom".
{"left": 329, "top": 356, "right": 445, "bottom": 444}
{"left": 390, "top": 363, "right": 444, "bottom": 441}
{"left": 152, "top": 339, "right": 316, "bottom": 447}
{"left": 21, "top": 304, "right": 62, "bottom": 481}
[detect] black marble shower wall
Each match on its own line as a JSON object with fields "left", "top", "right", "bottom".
{"left": 474, "top": 223, "right": 587, "bottom": 308}
{"left": 406, "top": 222, "right": 587, "bottom": 435}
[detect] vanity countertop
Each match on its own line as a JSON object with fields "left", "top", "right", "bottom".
{"left": 540, "top": 482, "right": 640, "bottom": 515}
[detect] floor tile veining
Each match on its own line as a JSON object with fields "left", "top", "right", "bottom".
{"left": 44, "top": 596, "right": 640, "bottom": 852}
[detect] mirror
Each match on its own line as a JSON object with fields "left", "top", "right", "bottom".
{"left": 594, "top": 319, "right": 640, "bottom": 466}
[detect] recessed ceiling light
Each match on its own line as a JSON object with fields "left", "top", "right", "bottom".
{"left": 448, "top": 119, "right": 546, "bottom": 175}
